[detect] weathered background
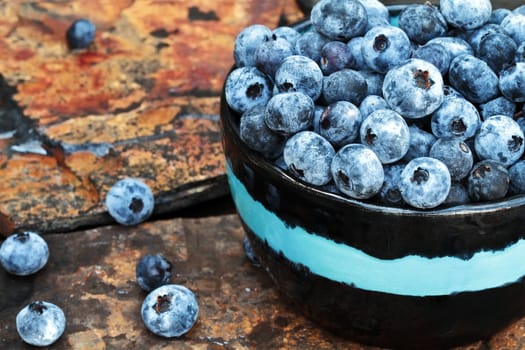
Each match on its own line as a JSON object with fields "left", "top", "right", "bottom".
{"left": 1, "top": 0, "right": 524, "bottom": 349}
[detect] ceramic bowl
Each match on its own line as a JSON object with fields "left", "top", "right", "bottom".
{"left": 220, "top": 6, "right": 525, "bottom": 349}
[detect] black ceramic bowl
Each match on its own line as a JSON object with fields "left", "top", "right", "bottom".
{"left": 220, "top": 7, "right": 525, "bottom": 350}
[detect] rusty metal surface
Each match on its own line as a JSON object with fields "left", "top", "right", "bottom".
{"left": 0, "top": 0, "right": 304, "bottom": 236}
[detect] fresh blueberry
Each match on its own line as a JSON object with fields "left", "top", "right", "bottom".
{"left": 500, "top": 13, "right": 525, "bottom": 45}
{"left": 360, "top": 109, "right": 410, "bottom": 164}
{"left": 467, "top": 23, "right": 505, "bottom": 53}
{"left": 399, "top": 3, "right": 448, "bottom": 44}
{"left": 516, "top": 41, "right": 525, "bottom": 63}
{"left": 311, "top": 0, "right": 368, "bottom": 40}
{"left": 330, "top": 143, "right": 384, "bottom": 199}
{"left": 274, "top": 55, "right": 323, "bottom": 100}
{"left": 0, "top": 231, "right": 49, "bottom": 276}
{"left": 429, "top": 138, "right": 474, "bottom": 181}
{"left": 479, "top": 96, "right": 516, "bottom": 120}
{"left": 467, "top": 160, "right": 510, "bottom": 201}
{"left": 320, "top": 41, "right": 354, "bottom": 75}
{"left": 359, "top": 94, "right": 388, "bottom": 119}
{"left": 399, "top": 157, "right": 451, "bottom": 209}
{"left": 426, "top": 36, "right": 474, "bottom": 61}
{"left": 242, "top": 236, "right": 261, "bottom": 267}
{"left": 474, "top": 115, "right": 525, "bottom": 167}
{"left": 382, "top": 58, "right": 444, "bottom": 119}
{"left": 358, "top": 70, "right": 384, "bottom": 96}
{"left": 264, "top": 91, "right": 314, "bottom": 136}
{"left": 448, "top": 54, "right": 499, "bottom": 104}
{"left": 224, "top": 66, "right": 273, "bottom": 114}
{"left": 442, "top": 85, "right": 464, "bottom": 99}
{"left": 283, "top": 131, "right": 335, "bottom": 186}
{"left": 233, "top": 24, "right": 272, "bottom": 67}
{"left": 440, "top": 0, "right": 492, "bottom": 30}
{"left": 16, "top": 301, "right": 66, "bottom": 347}
{"left": 430, "top": 96, "right": 481, "bottom": 139}
{"left": 346, "top": 36, "right": 369, "bottom": 71}
{"left": 294, "top": 30, "right": 330, "bottom": 64}
{"left": 403, "top": 124, "right": 437, "bottom": 162}
{"left": 105, "top": 178, "right": 155, "bottom": 226}
{"left": 489, "top": 8, "right": 512, "bottom": 24}
{"left": 272, "top": 26, "right": 300, "bottom": 47}
{"left": 136, "top": 254, "right": 173, "bottom": 292}
{"left": 141, "top": 284, "right": 198, "bottom": 338}
{"left": 361, "top": 25, "right": 412, "bottom": 73}
{"left": 254, "top": 35, "right": 294, "bottom": 78}
{"left": 318, "top": 101, "right": 362, "bottom": 148}
{"left": 365, "top": 16, "right": 391, "bottom": 32}
{"left": 66, "top": 19, "right": 96, "bottom": 50}
{"left": 411, "top": 42, "right": 452, "bottom": 75}
{"left": 476, "top": 32, "right": 517, "bottom": 73}
{"left": 499, "top": 62, "right": 525, "bottom": 102}
{"left": 443, "top": 181, "right": 471, "bottom": 206}
{"left": 357, "top": 0, "right": 389, "bottom": 23}
{"left": 322, "top": 69, "right": 367, "bottom": 105}
{"left": 509, "top": 160, "right": 525, "bottom": 195}
{"left": 239, "top": 104, "right": 285, "bottom": 159}
{"left": 377, "top": 162, "right": 406, "bottom": 207}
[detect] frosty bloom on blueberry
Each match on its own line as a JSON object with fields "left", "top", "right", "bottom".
{"left": 105, "top": 178, "right": 155, "bottom": 226}
{"left": 0, "top": 231, "right": 49, "bottom": 276}
{"left": 16, "top": 301, "right": 66, "bottom": 347}
{"left": 136, "top": 254, "right": 173, "bottom": 292}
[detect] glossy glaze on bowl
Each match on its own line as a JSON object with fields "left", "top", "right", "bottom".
{"left": 220, "top": 6, "right": 525, "bottom": 349}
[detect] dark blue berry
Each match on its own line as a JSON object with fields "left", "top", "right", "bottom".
{"left": 0, "top": 231, "right": 49, "bottom": 276}
{"left": 358, "top": 0, "right": 389, "bottom": 23}
{"left": 224, "top": 66, "right": 273, "bottom": 114}
{"left": 320, "top": 41, "right": 354, "bottom": 75}
{"left": 430, "top": 96, "right": 481, "bottom": 139}
{"left": 426, "top": 36, "right": 473, "bottom": 60}
{"left": 411, "top": 43, "right": 451, "bottom": 75}
{"left": 429, "top": 138, "right": 474, "bottom": 181}
{"left": 239, "top": 104, "right": 285, "bottom": 159}
{"left": 255, "top": 35, "right": 294, "bottom": 78}
{"left": 440, "top": 0, "right": 492, "bottom": 30}
{"left": 467, "top": 160, "right": 510, "bottom": 201}
{"left": 346, "top": 36, "right": 369, "bottom": 70}
{"left": 311, "top": 0, "right": 368, "bottom": 40}
{"left": 361, "top": 25, "right": 412, "bottom": 73}
{"left": 322, "top": 69, "right": 367, "bottom": 105}
{"left": 136, "top": 254, "right": 173, "bottom": 292}
{"left": 443, "top": 181, "right": 471, "bottom": 206}
{"left": 274, "top": 55, "right": 323, "bottom": 100}
{"left": 499, "top": 62, "right": 525, "bottom": 102}
{"left": 359, "top": 95, "right": 388, "bottom": 119}
{"left": 403, "top": 124, "right": 437, "bottom": 162}
{"left": 294, "top": 30, "right": 330, "bottom": 63}
{"left": 509, "top": 160, "right": 525, "bottom": 195}
{"left": 66, "top": 19, "right": 96, "bottom": 50}
{"left": 489, "top": 8, "right": 512, "bottom": 24}
{"left": 283, "top": 131, "right": 335, "bottom": 186}
{"left": 476, "top": 32, "right": 517, "bottom": 73}
{"left": 378, "top": 163, "right": 406, "bottom": 207}
{"left": 331, "top": 143, "right": 384, "bottom": 199}
{"left": 359, "top": 70, "right": 384, "bottom": 96}
{"left": 479, "top": 97, "right": 516, "bottom": 120}
{"left": 141, "top": 284, "right": 198, "bottom": 337}
{"left": 399, "top": 3, "right": 448, "bottom": 45}
{"left": 233, "top": 24, "right": 272, "bottom": 67}
{"left": 16, "top": 301, "right": 66, "bottom": 347}
{"left": 399, "top": 157, "right": 451, "bottom": 209}
{"left": 467, "top": 23, "right": 505, "bottom": 53}
{"left": 105, "top": 178, "right": 155, "bottom": 226}
{"left": 264, "top": 92, "right": 314, "bottom": 135}
{"left": 318, "top": 101, "right": 362, "bottom": 147}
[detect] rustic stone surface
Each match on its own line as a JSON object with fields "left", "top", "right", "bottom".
{"left": 0, "top": 0, "right": 304, "bottom": 236}
{"left": 0, "top": 214, "right": 523, "bottom": 349}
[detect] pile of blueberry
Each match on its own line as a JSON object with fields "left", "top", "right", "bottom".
{"left": 225, "top": 0, "right": 525, "bottom": 209}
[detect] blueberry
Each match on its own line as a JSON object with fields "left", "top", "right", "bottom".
{"left": 16, "top": 301, "right": 66, "bottom": 347}
{"left": 489, "top": 8, "right": 512, "bottom": 24}
{"left": 403, "top": 124, "right": 437, "bottom": 162}
{"left": 411, "top": 43, "right": 452, "bottom": 75}
{"left": 499, "top": 62, "right": 525, "bottom": 103}
{"left": 224, "top": 66, "right": 273, "bottom": 114}
{"left": 440, "top": 0, "right": 492, "bottom": 30}
{"left": 320, "top": 41, "right": 354, "bottom": 75}
{"left": 141, "top": 284, "right": 198, "bottom": 338}
{"left": 359, "top": 94, "right": 388, "bottom": 119}
{"left": 254, "top": 35, "right": 294, "bottom": 78}
{"left": 430, "top": 96, "right": 481, "bottom": 139}
{"left": 358, "top": 70, "right": 384, "bottom": 96}
{"left": 448, "top": 54, "right": 499, "bottom": 104}
{"left": 474, "top": 115, "right": 524, "bottom": 167}
{"left": 242, "top": 236, "right": 261, "bottom": 267}
{"left": 0, "top": 231, "right": 49, "bottom": 276}
{"left": 399, "top": 157, "right": 451, "bottom": 209}
{"left": 346, "top": 36, "right": 369, "bottom": 71}
{"left": 322, "top": 69, "right": 367, "bottom": 105}
{"left": 283, "top": 131, "right": 335, "bottom": 186}
{"left": 264, "top": 92, "right": 314, "bottom": 136}
{"left": 508, "top": 160, "right": 525, "bottom": 195}
{"left": 378, "top": 162, "right": 406, "bottom": 207}
{"left": 357, "top": 0, "right": 389, "bottom": 23}
{"left": 361, "top": 25, "right": 412, "bottom": 73}
{"left": 476, "top": 32, "right": 517, "bottom": 73}
{"left": 239, "top": 104, "right": 285, "bottom": 159}
{"left": 66, "top": 19, "right": 96, "bottom": 50}
{"left": 233, "top": 24, "right": 272, "bottom": 67}
{"left": 399, "top": 3, "right": 448, "bottom": 45}
{"left": 500, "top": 13, "right": 525, "bottom": 45}
{"left": 330, "top": 143, "right": 384, "bottom": 199}
{"left": 274, "top": 55, "right": 323, "bottom": 100}
{"left": 294, "top": 30, "right": 330, "bottom": 64}
{"left": 429, "top": 138, "right": 474, "bottom": 181}
{"left": 382, "top": 58, "right": 444, "bottom": 119}
{"left": 516, "top": 41, "right": 525, "bottom": 63}
{"left": 442, "top": 85, "right": 464, "bottom": 99}
{"left": 105, "top": 178, "right": 155, "bottom": 226}
{"left": 311, "top": 0, "right": 368, "bottom": 41}
{"left": 467, "top": 160, "right": 510, "bottom": 201}
{"left": 443, "top": 181, "right": 471, "bottom": 206}
{"left": 426, "top": 36, "right": 474, "bottom": 61}
{"left": 272, "top": 26, "right": 300, "bottom": 47}
{"left": 318, "top": 101, "right": 362, "bottom": 148}
{"left": 136, "top": 254, "right": 173, "bottom": 292}
{"left": 467, "top": 23, "right": 505, "bottom": 53}
{"left": 479, "top": 96, "right": 516, "bottom": 119}
{"left": 360, "top": 109, "right": 410, "bottom": 164}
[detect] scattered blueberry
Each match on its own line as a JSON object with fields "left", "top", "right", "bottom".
{"left": 136, "top": 254, "right": 173, "bottom": 292}
{"left": 66, "top": 18, "right": 96, "bottom": 50}
{"left": 233, "top": 24, "right": 272, "bottom": 67}
{"left": 467, "top": 160, "right": 510, "bottom": 202}
{"left": 399, "top": 157, "right": 451, "bottom": 209}
{"left": 318, "top": 101, "right": 362, "bottom": 148}
{"left": 264, "top": 92, "right": 314, "bottom": 136}
{"left": 361, "top": 25, "right": 412, "bottom": 73}
{"left": 224, "top": 66, "right": 273, "bottom": 114}
{"left": 440, "top": 0, "right": 492, "bottom": 30}
{"left": 105, "top": 178, "right": 155, "bottom": 226}
{"left": 141, "top": 284, "right": 199, "bottom": 338}
{"left": 311, "top": 0, "right": 368, "bottom": 40}
{"left": 16, "top": 301, "right": 66, "bottom": 347}
{"left": 0, "top": 231, "right": 49, "bottom": 276}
